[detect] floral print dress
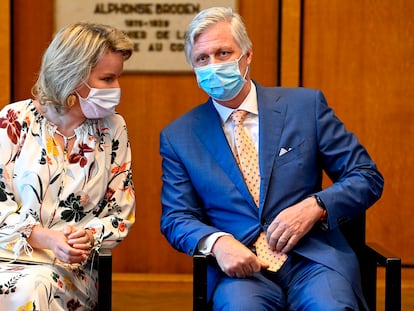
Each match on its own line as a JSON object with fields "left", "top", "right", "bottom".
{"left": 0, "top": 99, "right": 135, "bottom": 310}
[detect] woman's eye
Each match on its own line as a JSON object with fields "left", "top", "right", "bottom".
{"left": 103, "top": 77, "right": 114, "bottom": 82}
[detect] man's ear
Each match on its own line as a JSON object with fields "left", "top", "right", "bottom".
{"left": 245, "top": 50, "right": 253, "bottom": 65}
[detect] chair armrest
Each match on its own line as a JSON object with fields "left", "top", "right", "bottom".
{"left": 366, "top": 242, "right": 401, "bottom": 311}
{"left": 97, "top": 249, "right": 112, "bottom": 311}
{"left": 193, "top": 245, "right": 402, "bottom": 311}
{"left": 366, "top": 242, "right": 401, "bottom": 266}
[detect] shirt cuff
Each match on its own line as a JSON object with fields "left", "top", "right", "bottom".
{"left": 198, "top": 232, "right": 232, "bottom": 255}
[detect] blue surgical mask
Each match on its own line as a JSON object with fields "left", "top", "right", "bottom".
{"left": 194, "top": 54, "right": 248, "bottom": 101}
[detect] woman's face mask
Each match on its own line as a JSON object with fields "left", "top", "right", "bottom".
{"left": 76, "top": 83, "right": 121, "bottom": 119}
{"left": 194, "top": 54, "right": 248, "bottom": 101}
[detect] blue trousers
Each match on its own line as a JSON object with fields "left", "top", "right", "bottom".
{"left": 212, "top": 254, "right": 361, "bottom": 311}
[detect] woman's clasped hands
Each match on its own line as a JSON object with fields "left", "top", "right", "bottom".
{"left": 28, "top": 224, "right": 94, "bottom": 264}
{"left": 62, "top": 225, "right": 94, "bottom": 264}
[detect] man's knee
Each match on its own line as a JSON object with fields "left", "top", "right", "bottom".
{"left": 212, "top": 274, "right": 286, "bottom": 311}
{"left": 288, "top": 268, "right": 360, "bottom": 310}
{"left": 213, "top": 296, "right": 266, "bottom": 311}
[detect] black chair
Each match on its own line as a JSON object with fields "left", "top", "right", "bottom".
{"left": 193, "top": 213, "right": 401, "bottom": 311}
{"left": 96, "top": 249, "right": 113, "bottom": 311}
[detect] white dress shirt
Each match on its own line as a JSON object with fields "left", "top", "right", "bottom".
{"left": 198, "top": 81, "right": 259, "bottom": 255}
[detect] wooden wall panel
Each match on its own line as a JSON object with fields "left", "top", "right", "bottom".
{"left": 300, "top": 0, "right": 414, "bottom": 263}
{"left": 12, "top": 0, "right": 414, "bottom": 275}
{"left": 12, "top": 0, "right": 280, "bottom": 273}
{"left": 12, "top": 0, "right": 53, "bottom": 102}
{"left": 280, "top": 0, "right": 301, "bottom": 86}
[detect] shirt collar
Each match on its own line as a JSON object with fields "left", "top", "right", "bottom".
{"left": 213, "top": 81, "right": 258, "bottom": 124}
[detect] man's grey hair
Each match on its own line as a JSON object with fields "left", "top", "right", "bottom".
{"left": 184, "top": 7, "right": 252, "bottom": 65}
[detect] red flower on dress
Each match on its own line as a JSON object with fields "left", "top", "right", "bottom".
{"left": 111, "top": 163, "right": 127, "bottom": 174}
{"left": 66, "top": 299, "right": 81, "bottom": 311}
{"left": 0, "top": 109, "right": 22, "bottom": 144}
{"left": 105, "top": 187, "right": 116, "bottom": 201}
{"left": 68, "top": 143, "right": 94, "bottom": 167}
{"left": 119, "top": 222, "right": 126, "bottom": 232}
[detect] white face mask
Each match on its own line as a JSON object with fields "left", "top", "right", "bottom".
{"left": 77, "top": 83, "right": 121, "bottom": 119}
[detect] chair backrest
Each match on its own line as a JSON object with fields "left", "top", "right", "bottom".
{"left": 339, "top": 212, "right": 377, "bottom": 310}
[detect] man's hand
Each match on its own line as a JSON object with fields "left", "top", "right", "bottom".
{"left": 266, "top": 196, "right": 325, "bottom": 253}
{"left": 211, "top": 235, "right": 269, "bottom": 278}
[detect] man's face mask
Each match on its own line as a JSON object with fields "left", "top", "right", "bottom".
{"left": 76, "top": 83, "right": 121, "bottom": 119}
{"left": 194, "top": 54, "right": 248, "bottom": 101}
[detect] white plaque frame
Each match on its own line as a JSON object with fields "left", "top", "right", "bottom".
{"left": 54, "top": 0, "right": 237, "bottom": 72}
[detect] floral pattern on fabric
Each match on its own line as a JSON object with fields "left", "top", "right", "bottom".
{"left": 0, "top": 99, "right": 136, "bottom": 310}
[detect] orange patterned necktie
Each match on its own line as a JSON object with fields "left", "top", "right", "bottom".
{"left": 231, "top": 110, "right": 287, "bottom": 272}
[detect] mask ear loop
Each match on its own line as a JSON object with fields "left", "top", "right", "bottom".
{"left": 235, "top": 53, "right": 244, "bottom": 62}
{"left": 82, "top": 81, "right": 92, "bottom": 90}
{"left": 75, "top": 81, "right": 94, "bottom": 100}
{"left": 242, "top": 65, "right": 249, "bottom": 80}
{"left": 235, "top": 53, "right": 249, "bottom": 80}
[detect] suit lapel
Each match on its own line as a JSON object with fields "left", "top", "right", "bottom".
{"left": 193, "top": 89, "right": 288, "bottom": 211}
{"left": 193, "top": 101, "right": 258, "bottom": 209}
{"left": 257, "top": 86, "right": 286, "bottom": 211}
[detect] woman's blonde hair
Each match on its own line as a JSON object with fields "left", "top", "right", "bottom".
{"left": 32, "top": 22, "right": 133, "bottom": 114}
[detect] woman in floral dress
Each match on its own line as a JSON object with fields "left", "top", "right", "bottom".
{"left": 0, "top": 22, "right": 136, "bottom": 310}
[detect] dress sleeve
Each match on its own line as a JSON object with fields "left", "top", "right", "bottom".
{"left": 0, "top": 103, "right": 39, "bottom": 259}
{"left": 86, "top": 115, "right": 136, "bottom": 250}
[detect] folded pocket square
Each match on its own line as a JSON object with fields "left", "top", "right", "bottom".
{"left": 279, "top": 147, "right": 292, "bottom": 156}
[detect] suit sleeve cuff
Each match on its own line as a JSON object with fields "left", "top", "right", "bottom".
{"left": 198, "top": 232, "right": 233, "bottom": 255}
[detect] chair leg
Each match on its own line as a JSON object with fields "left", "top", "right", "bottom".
{"left": 385, "top": 258, "right": 401, "bottom": 311}
{"left": 97, "top": 250, "right": 113, "bottom": 311}
{"left": 193, "top": 255, "right": 208, "bottom": 311}
{"left": 359, "top": 248, "right": 377, "bottom": 310}
{"left": 366, "top": 243, "right": 402, "bottom": 311}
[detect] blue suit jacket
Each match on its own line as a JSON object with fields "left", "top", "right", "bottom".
{"left": 160, "top": 84, "right": 383, "bottom": 307}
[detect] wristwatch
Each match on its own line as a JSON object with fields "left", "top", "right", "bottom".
{"left": 313, "top": 195, "right": 327, "bottom": 222}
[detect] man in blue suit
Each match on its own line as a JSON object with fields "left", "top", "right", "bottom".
{"left": 160, "top": 7, "right": 383, "bottom": 310}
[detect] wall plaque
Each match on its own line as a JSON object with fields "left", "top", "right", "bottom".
{"left": 55, "top": 0, "right": 237, "bottom": 72}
